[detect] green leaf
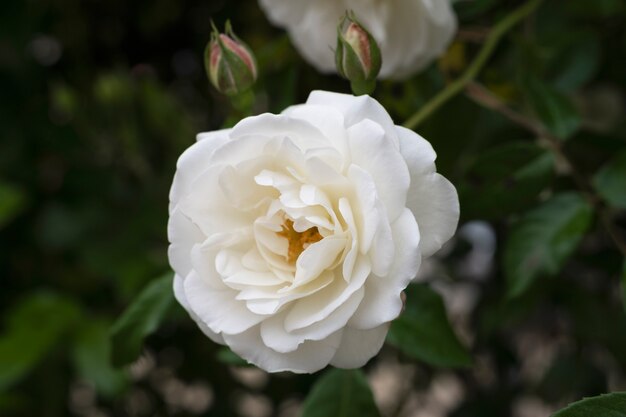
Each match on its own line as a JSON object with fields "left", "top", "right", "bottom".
{"left": 73, "top": 320, "right": 128, "bottom": 398}
{"left": 387, "top": 284, "right": 472, "bottom": 368}
{"left": 110, "top": 273, "right": 174, "bottom": 367}
{"left": 0, "top": 182, "right": 26, "bottom": 230}
{"left": 300, "top": 369, "right": 380, "bottom": 417}
{"left": 504, "top": 193, "right": 593, "bottom": 298}
{"left": 593, "top": 151, "right": 626, "bottom": 209}
{"left": 550, "top": 33, "right": 601, "bottom": 92}
{"left": 460, "top": 142, "right": 554, "bottom": 219}
{"left": 524, "top": 77, "right": 580, "bottom": 139}
{"left": 552, "top": 392, "right": 626, "bottom": 417}
{"left": 0, "top": 293, "right": 81, "bottom": 391}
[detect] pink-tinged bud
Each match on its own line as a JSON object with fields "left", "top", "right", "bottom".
{"left": 336, "top": 12, "right": 381, "bottom": 95}
{"left": 205, "top": 21, "right": 257, "bottom": 96}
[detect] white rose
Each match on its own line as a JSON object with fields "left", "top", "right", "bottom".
{"left": 258, "top": 0, "right": 457, "bottom": 79}
{"left": 168, "top": 91, "right": 459, "bottom": 373}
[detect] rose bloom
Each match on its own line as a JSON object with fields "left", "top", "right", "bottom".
{"left": 258, "top": 0, "right": 457, "bottom": 79}
{"left": 168, "top": 91, "right": 459, "bottom": 373}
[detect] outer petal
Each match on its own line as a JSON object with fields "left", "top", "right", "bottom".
{"left": 347, "top": 119, "right": 410, "bottom": 222}
{"left": 168, "top": 207, "right": 204, "bottom": 278}
{"left": 408, "top": 173, "right": 459, "bottom": 258}
{"left": 174, "top": 274, "right": 224, "bottom": 344}
{"left": 306, "top": 91, "right": 399, "bottom": 147}
{"left": 281, "top": 104, "right": 349, "bottom": 162}
{"left": 169, "top": 130, "right": 230, "bottom": 212}
{"left": 224, "top": 326, "right": 343, "bottom": 373}
{"left": 230, "top": 113, "right": 330, "bottom": 151}
{"left": 398, "top": 127, "right": 459, "bottom": 257}
{"left": 183, "top": 271, "right": 264, "bottom": 335}
{"left": 349, "top": 208, "right": 421, "bottom": 329}
{"left": 260, "top": 287, "right": 364, "bottom": 353}
{"left": 330, "top": 324, "right": 389, "bottom": 368}
{"left": 396, "top": 126, "right": 437, "bottom": 175}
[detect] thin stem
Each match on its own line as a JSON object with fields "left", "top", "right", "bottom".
{"left": 465, "top": 82, "right": 626, "bottom": 258}
{"left": 403, "top": 0, "right": 544, "bottom": 130}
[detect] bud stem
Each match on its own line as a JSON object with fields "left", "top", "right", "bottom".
{"left": 350, "top": 79, "right": 376, "bottom": 96}
{"left": 229, "top": 89, "right": 255, "bottom": 114}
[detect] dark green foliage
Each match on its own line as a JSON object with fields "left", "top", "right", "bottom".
{"left": 504, "top": 193, "right": 593, "bottom": 298}
{"left": 523, "top": 77, "right": 580, "bottom": 140}
{"left": 459, "top": 142, "right": 554, "bottom": 220}
{"left": 388, "top": 284, "right": 472, "bottom": 368}
{"left": 552, "top": 392, "right": 626, "bottom": 417}
{"left": 110, "top": 273, "right": 174, "bottom": 366}
{"left": 593, "top": 151, "right": 626, "bottom": 209}
{"left": 72, "top": 320, "right": 129, "bottom": 398}
{"left": 300, "top": 369, "right": 381, "bottom": 417}
{"left": 0, "top": 294, "right": 80, "bottom": 391}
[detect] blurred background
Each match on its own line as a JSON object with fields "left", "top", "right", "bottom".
{"left": 1, "top": 0, "right": 626, "bottom": 416}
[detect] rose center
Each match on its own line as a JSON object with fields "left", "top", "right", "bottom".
{"left": 276, "top": 219, "right": 323, "bottom": 264}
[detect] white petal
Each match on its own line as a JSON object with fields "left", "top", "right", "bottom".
{"left": 173, "top": 273, "right": 191, "bottom": 311}
{"left": 224, "top": 270, "right": 286, "bottom": 288}
{"left": 347, "top": 119, "right": 410, "bottom": 222}
{"left": 179, "top": 165, "right": 257, "bottom": 236}
{"left": 174, "top": 274, "right": 224, "bottom": 344}
{"left": 369, "top": 200, "right": 395, "bottom": 277}
{"left": 169, "top": 130, "right": 230, "bottom": 212}
{"left": 396, "top": 126, "right": 437, "bottom": 175}
{"left": 224, "top": 326, "right": 342, "bottom": 373}
{"left": 241, "top": 270, "right": 334, "bottom": 315}
{"left": 293, "top": 236, "right": 347, "bottom": 287}
{"left": 408, "top": 173, "right": 459, "bottom": 258}
{"left": 200, "top": 227, "right": 253, "bottom": 252}
{"left": 241, "top": 247, "right": 270, "bottom": 272}
{"left": 167, "top": 207, "right": 204, "bottom": 278}
{"left": 330, "top": 325, "right": 389, "bottom": 368}
{"left": 347, "top": 165, "right": 380, "bottom": 254}
{"left": 219, "top": 160, "right": 277, "bottom": 210}
{"left": 184, "top": 270, "right": 264, "bottom": 335}
{"left": 196, "top": 129, "right": 230, "bottom": 142}
{"left": 260, "top": 287, "right": 364, "bottom": 353}
{"left": 306, "top": 91, "right": 398, "bottom": 146}
{"left": 230, "top": 113, "right": 329, "bottom": 151}
{"left": 282, "top": 104, "right": 348, "bottom": 159}
{"left": 188, "top": 245, "right": 229, "bottom": 291}
{"left": 285, "top": 257, "right": 370, "bottom": 332}
{"left": 303, "top": 156, "right": 350, "bottom": 188}
{"left": 349, "top": 208, "right": 421, "bottom": 329}
{"left": 338, "top": 198, "right": 358, "bottom": 282}
{"left": 398, "top": 126, "right": 459, "bottom": 257}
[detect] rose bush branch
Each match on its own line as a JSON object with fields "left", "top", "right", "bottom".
{"left": 403, "top": 0, "right": 544, "bottom": 130}
{"left": 465, "top": 81, "right": 626, "bottom": 258}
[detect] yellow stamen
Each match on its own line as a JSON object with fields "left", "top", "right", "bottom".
{"left": 276, "top": 219, "right": 323, "bottom": 264}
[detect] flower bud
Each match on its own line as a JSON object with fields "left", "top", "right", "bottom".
{"left": 205, "top": 21, "right": 257, "bottom": 96}
{"left": 336, "top": 12, "right": 381, "bottom": 95}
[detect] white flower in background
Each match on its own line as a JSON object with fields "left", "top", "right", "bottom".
{"left": 168, "top": 91, "right": 459, "bottom": 373}
{"left": 258, "top": 0, "right": 457, "bottom": 79}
